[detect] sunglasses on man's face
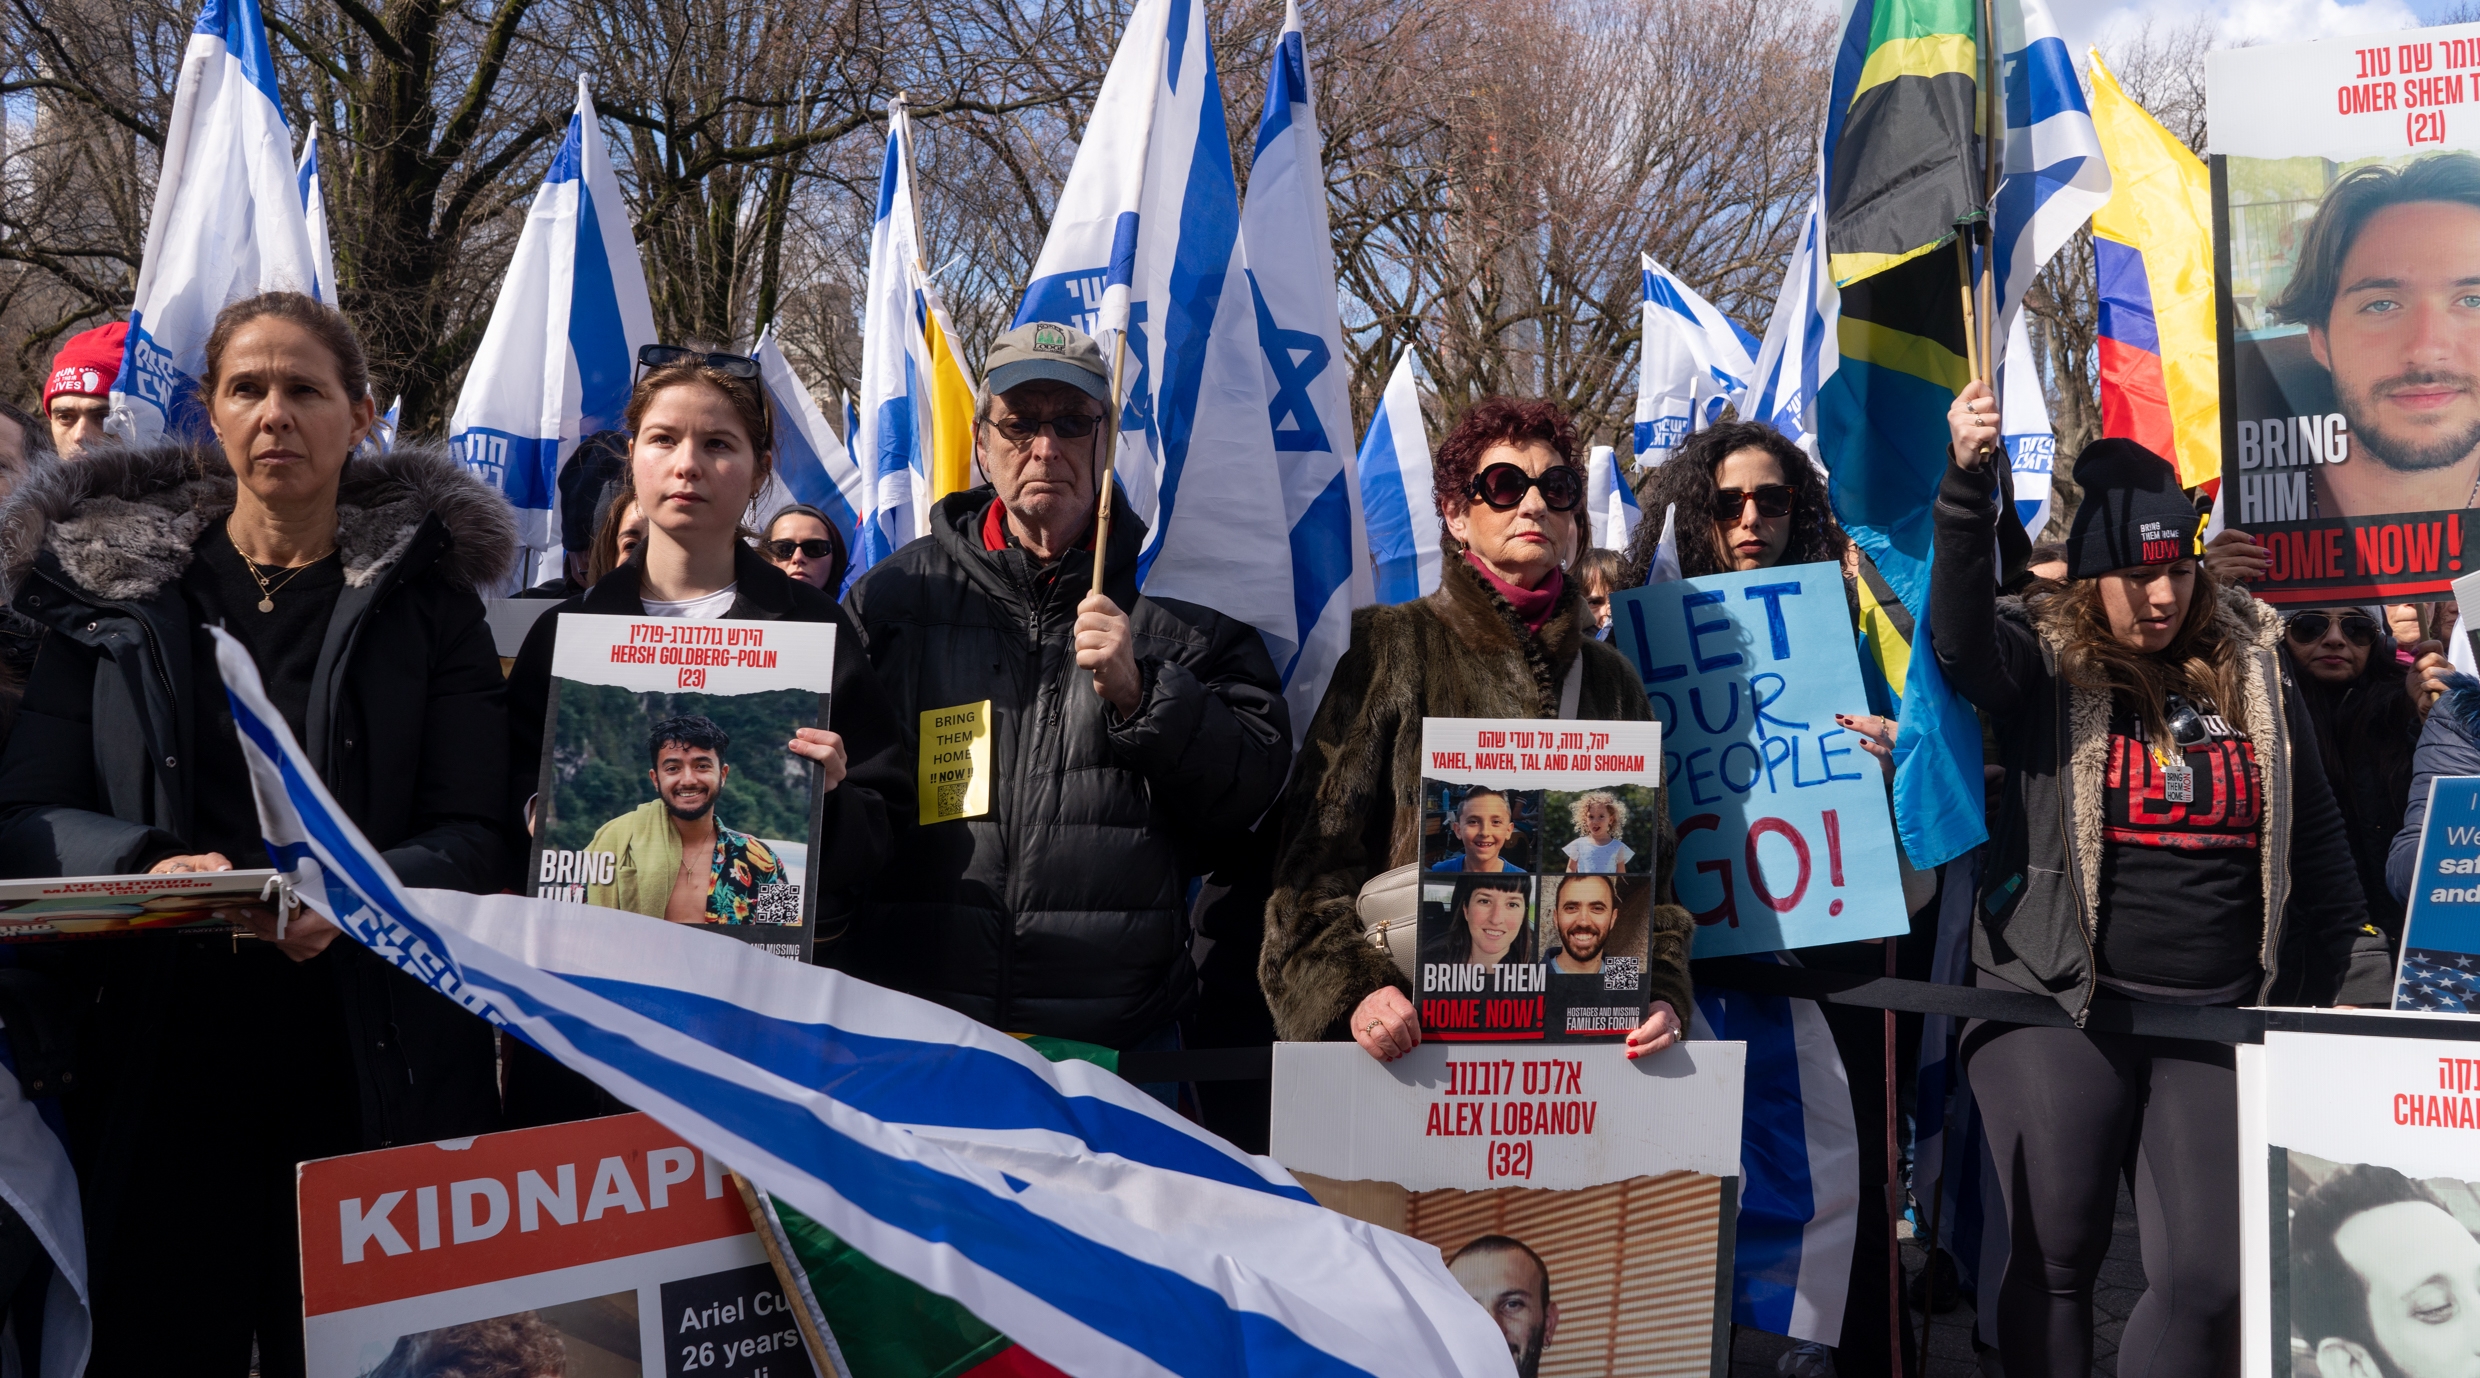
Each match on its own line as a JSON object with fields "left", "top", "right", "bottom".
{"left": 1469, "top": 462, "right": 1584, "bottom": 512}
{"left": 987, "top": 412, "right": 1101, "bottom": 442}
{"left": 636, "top": 344, "right": 761, "bottom": 381}
{"left": 2283, "top": 611, "right": 2378, "bottom": 647}
{"left": 1711, "top": 484, "right": 1796, "bottom": 523}
{"left": 765, "top": 539, "right": 836, "bottom": 561}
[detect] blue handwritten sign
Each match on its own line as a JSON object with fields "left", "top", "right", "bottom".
{"left": 1610, "top": 561, "right": 1909, "bottom": 957}
{"left": 2395, "top": 776, "right": 2480, "bottom": 1013}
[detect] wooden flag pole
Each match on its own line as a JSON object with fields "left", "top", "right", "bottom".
{"left": 1956, "top": 236, "right": 1984, "bottom": 382}
{"left": 730, "top": 1170, "right": 853, "bottom": 1378}
{"left": 1091, "top": 329, "right": 1130, "bottom": 593}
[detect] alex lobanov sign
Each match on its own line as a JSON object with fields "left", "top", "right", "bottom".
{"left": 1610, "top": 561, "right": 1908, "bottom": 958}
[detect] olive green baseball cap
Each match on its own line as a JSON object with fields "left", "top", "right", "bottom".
{"left": 982, "top": 321, "right": 1112, "bottom": 404}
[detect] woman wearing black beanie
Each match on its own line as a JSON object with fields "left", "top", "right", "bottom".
{"left": 1930, "top": 380, "right": 2392, "bottom": 1378}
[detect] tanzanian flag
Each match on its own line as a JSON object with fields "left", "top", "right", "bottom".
{"left": 1823, "top": 0, "right": 1983, "bottom": 288}
{"left": 1817, "top": 0, "right": 1991, "bottom": 870}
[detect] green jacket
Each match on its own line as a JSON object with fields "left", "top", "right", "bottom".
{"left": 587, "top": 800, "right": 680, "bottom": 919}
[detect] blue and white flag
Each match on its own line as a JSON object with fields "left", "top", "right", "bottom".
{"left": 109, "top": 0, "right": 320, "bottom": 444}
{"left": 1241, "top": 0, "right": 1370, "bottom": 743}
{"left": 448, "top": 77, "right": 657, "bottom": 562}
{"left": 2000, "top": 310, "right": 2056, "bottom": 538}
{"left": 755, "top": 327, "right": 867, "bottom": 580}
{"left": 211, "top": 629, "right": 1513, "bottom": 1378}
{"left": 1355, "top": 348, "right": 1439, "bottom": 605}
{"left": 1635, "top": 255, "right": 1757, "bottom": 466}
{"left": 1691, "top": 969, "right": 1858, "bottom": 1346}
{"left": 1745, "top": 203, "right": 1836, "bottom": 459}
{"left": 297, "top": 120, "right": 337, "bottom": 305}
{"left": 853, "top": 100, "right": 976, "bottom": 576}
{"left": 1991, "top": 0, "right": 2110, "bottom": 340}
{"left": 1016, "top": 0, "right": 1294, "bottom": 661}
{"left": 1584, "top": 444, "right": 1641, "bottom": 552}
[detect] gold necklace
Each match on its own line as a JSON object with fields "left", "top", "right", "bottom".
{"left": 229, "top": 522, "right": 333, "bottom": 612}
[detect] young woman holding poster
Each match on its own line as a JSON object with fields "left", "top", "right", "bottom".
{"left": 0, "top": 292, "right": 517, "bottom": 1374}
{"left": 1259, "top": 397, "right": 1691, "bottom": 1065}
{"left": 1936, "top": 380, "right": 2392, "bottom": 1378}
{"left": 1617, "top": 418, "right": 1921, "bottom": 1378}
{"left": 501, "top": 348, "right": 909, "bottom": 1122}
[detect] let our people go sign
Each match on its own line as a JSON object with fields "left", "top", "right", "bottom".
{"left": 1610, "top": 561, "right": 1908, "bottom": 957}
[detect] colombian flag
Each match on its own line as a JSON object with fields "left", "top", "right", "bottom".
{"left": 2089, "top": 51, "right": 2220, "bottom": 489}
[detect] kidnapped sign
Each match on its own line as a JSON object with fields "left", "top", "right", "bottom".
{"left": 1610, "top": 561, "right": 1908, "bottom": 957}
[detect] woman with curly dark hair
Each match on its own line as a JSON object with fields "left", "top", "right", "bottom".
{"left": 1619, "top": 420, "right": 1846, "bottom": 582}
{"left": 1259, "top": 396, "right": 1693, "bottom": 1067}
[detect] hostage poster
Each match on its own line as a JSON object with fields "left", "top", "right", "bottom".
{"left": 2210, "top": 24, "right": 2480, "bottom": 602}
{"left": 2236, "top": 1013, "right": 2480, "bottom": 1378}
{"left": 530, "top": 613, "right": 834, "bottom": 962}
{"left": 1607, "top": 562, "right": 1908, "bottom": 958}
{"left": 1416, "top": 718, "right": 1667, "bottom": 1043}
{"left": 298, "top": 1112, "right": 795, "bottom": 1377}
{"left": 1271, "top": 1040, "right": 1743, "bottom": 1378}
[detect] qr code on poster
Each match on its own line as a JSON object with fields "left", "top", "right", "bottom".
{"left": 749, "top": 881, "right": 802, "bottom": 927}
{"left": 1601, "top": 956, "right": 1641, "bottom": 992}
{"left": 937, "top": 780, "right": 969, "bottom": 817}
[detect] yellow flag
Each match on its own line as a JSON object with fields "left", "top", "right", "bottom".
{"left": 922, "top": 294, "right": 978, "bottom": 503}
{"left": 2087, "top": 51, "right": 2220, "bottom": 489}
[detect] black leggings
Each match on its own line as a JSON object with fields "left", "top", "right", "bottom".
{"left": 1962, "top": 1011, "right": 2241, "bottom": 1378}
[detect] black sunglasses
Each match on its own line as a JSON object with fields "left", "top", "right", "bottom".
{"left": 2163, "top": 693, "right": 2209, "bottom": 749}
{"left": 765, "top": 538, "right": 837, "bottom": 561}
{"left": 2284, "top": 611, "right": 2378, "bottom": 647}
{"left": 636, "top": 344, "right": 761, "bottom": 381}
{"left": 988, "top": 412, "right": 1101, "bottom": 442}
{"left": 1470, "top": 462, "right": 1584, "bottom": 512}
{"left": 1712, "top": 484, "right": 1796, "bottom": 523}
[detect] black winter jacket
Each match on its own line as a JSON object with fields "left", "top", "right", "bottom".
{"left": 839, "top": 486, "right": 1291, "bottom": 1047}
{"left": 1931, "top": 461, "right": 2393, "bottom": 1017}
{"left": 0, "top": 442, "right": 521, "bottom": 1275}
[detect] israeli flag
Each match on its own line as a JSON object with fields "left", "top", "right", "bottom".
{"left": 1691, "top": 968, "right": 1858, "bottom": 1346}
{"left": 755, "top": 328, "right": 867, "bottom": 581}
{"left": 854, "top": 101, "right": 976, "bottom": 574}
{"left": 296, "top": 121, "right": 337, "bottom": 305}
{"left": 356, "top": 393, "right": 399, "bottom": 457}
{"left": 210, "top": 628, "right": 1512, "bottom": 1377}
{"left": 2000, "top": 311, "right": 2055, "bottom": 538}
{"left": 1355, "top": 348, "right": 1440, "bottom": 605}
{"left": 1584, "top": 444, "right": 1641, "bottom": 553}
{"left": 109, "top": 0, "right": 320, "bottom": 444}
{"left": 448, "top": 77, "right": 657, "bottom": 562}
{"left": 1015, "top": 0, "right": 1294, "bottom": 662}
{"left": 1990, "top": 0, "right": 2110, "bottom": 337}
{"left": 1635, "top": 255, "right": 1757, "bottom": 466}
{"left": 1744, "top": 202, "right": 1836, "bottom": 459}
{"left": 1240, "top": 0, "right": 1370, "bottom": 743}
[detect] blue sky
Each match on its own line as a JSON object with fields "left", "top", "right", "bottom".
{"left": 2048, "top": 0, "right": 2466, "bottom": 55}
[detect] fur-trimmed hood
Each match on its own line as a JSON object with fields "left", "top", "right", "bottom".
{"left": 0, "top": 441, "right": 516, "bottom": 609}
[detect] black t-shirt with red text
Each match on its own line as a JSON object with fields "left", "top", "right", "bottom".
{"left": 2093, "top": 695, "right": 2265, "bottom": 1000}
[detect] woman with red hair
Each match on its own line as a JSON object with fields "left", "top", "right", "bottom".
{"left": 1257, "top": 397, "right": 1692, "bottom": 1064}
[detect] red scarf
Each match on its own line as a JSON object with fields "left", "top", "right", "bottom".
{"left": 1462, "top": 550, "right": 1563, "bottom": 633}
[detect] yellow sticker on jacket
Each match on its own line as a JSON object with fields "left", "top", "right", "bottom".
{"left": 919, "top": 701, "right": 992, "bottom": 824}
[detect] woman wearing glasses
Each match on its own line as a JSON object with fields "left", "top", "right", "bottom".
{"left": 1936, "top": 388, "right": 2388, "bottom": 1378}
{"left": 759, "top": 504, "right": 849, "bottom": 593}
{"left": 1259, "top": 397, "right": 1693, "bottom": 1067}
{"left": 1617, "top": 417, "right": 1922, "bottom": 1378}
{"left": 501, "top": 346, "right": 910, "bottom": 1121}
{"left": 2280, "top": 606, "right": 2441, "bottom": 949}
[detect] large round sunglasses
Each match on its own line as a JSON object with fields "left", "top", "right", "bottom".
{"left": 1469, "top": 462, "right": 1584, "bottom": 512}
{"left": 2283, "top": 611, "right": 2378, "bottom": 647}
{"left": 1712, "top": 484, "right": 1796, "bottom": 522}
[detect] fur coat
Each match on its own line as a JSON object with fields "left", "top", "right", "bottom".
{"left": 1260, "top": 544, "right": 1694, "bottom": 1041}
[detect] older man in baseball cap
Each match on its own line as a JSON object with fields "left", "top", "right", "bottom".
{"left": 42, "top": 321, "right": 126, "bottom": 459}
{"left": 838, "top": 322, "right": 1289, "bottom": 1073}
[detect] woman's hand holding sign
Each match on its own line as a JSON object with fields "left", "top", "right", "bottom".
{"left": 1626, "top": 1001, "right": 1682, "bottom": 1059}
{"left": 1352, "top": 986, "right": 1422, "bottom": 1062}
